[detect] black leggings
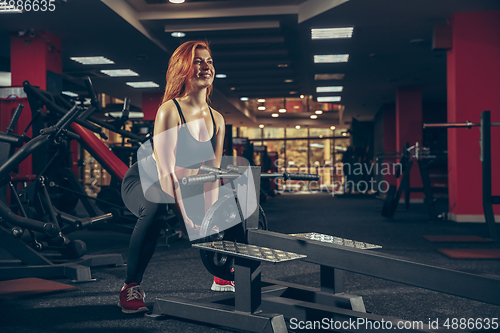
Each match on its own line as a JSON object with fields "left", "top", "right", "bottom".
{"left": 121, "top": 161, "right": 204, "bottom": 284}
{"left": 121, "top": 162, "right": 172, "bottom": 284}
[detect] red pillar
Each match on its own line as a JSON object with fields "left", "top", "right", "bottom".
{"left": 382, "top": 104, "right": 397, "bottom": 186}
{"left": 396, "top": 86, "right": 423, "bottom": 200}
{"left": 9, "top": 31, "right": 62, "bottom": 177}
{"left": 142, "top": 92, "right": 163, "bottom": 120}
{"left": 447, "top": 12, "right": 500, "bottom": 222}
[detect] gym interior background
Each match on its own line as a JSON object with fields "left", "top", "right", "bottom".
{"left": 1, "top": 1, "right": 500, "bottom": 332}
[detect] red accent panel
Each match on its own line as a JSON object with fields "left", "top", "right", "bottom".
{"left": 10, "top": 31, "right": 62, "bottom": 177}
{"left": 447, "top": 12, "right": 500, "bottom": 217}
{"left": 382, "top": 104, "right": 397, "bottom": 185}
{"left": 396, "top": 86, "right": 423, "bottom": 196}
{"left": 142, "top": 92, "right": 163, "bottom": 120}
{"left": 70, "top": 123, "right": 128, "bottom": 181}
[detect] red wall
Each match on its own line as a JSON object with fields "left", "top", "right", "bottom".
{"left": 142, "top": 92, "right": 163, "bottom": 120}
{"left": 447, "top": 12, "right": 500, "bottom": 219}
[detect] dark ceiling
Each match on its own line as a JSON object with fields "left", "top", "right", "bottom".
{"left": 1, "top": 0, "right": 500, "bottom": 128}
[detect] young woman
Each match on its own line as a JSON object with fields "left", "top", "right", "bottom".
{"left": 119, "top": 41, "right": 233, "bottom": 314}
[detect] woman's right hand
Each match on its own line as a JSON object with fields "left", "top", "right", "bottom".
{"left": 184, "top": 217, "right": 201, "bottom": 233}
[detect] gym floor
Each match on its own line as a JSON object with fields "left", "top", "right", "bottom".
{"left": 1, "top": 193, "right": 499, "bottom": 333}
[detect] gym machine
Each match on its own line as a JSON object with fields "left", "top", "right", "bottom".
{"left": 148, "top": 164, "right": 500, "bottom": 332}
{"left": 380, "top": 142, "right": 447, "bottom": 222}
{"left": 0, "top": 98, "right": 123, "bottom": 282}
{"left": 423, "top": 110, "right": 500, "bottom": 241}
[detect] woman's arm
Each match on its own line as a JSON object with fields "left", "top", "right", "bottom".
{"left": 153, "top": 101, "right": 197, "bottom": 229}
{"left": 203, "top": 110, "right": 225, "bottom": 213}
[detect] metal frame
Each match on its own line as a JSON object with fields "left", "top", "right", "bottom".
{"left": 149, "top": 164, "right": 500, "bottom": 332}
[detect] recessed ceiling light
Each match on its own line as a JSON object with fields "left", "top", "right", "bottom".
{"left": 310, "top": 115, "right": 318, "bottom": 119}
{"left": 171, "top": 32, "right": 186, "bottom": 38}
{"left": 279, "top": 108, "right": 287, "bottom": 113}
{"left": 284, "top": 79, "right": 293, "bottom": 83}
{"left": 215, "top": 73, "right": 227, "bottom": 79}
{"left": 70, "top": 56, "right": 115, "bottom": 65}
{"left": 230, "top": 87, "right": 236, "bottom": 90}
{"left": 240, "top": 97, "right": 249, "bottom": 101}
{"left": 62, "top": 91, "right": 78, "bottom": 97}
{"left": 277, "top": 64, "right": 289, "bottom": 68}
{"left": 289, "top": 91, "right": 297, "bottom": 94}
{"left": 257, "top": 99, "right": 266, "bottom": 103}
{"left": 169, "top": 0, "right": 185, "bottom": 3}
{"left": 314, "top": 54, "right": 349, "bottom": 63}
{"left": 317, "top": 96, "right": 341, "bottom": 102}
{"left": 259, "top": 124, "right": 265, "bottom": 128}
{"left": 272, "top": 113, "right": 279, "bottom": 118}
{"left": 101, "top": 69, "right": 139, "bottom": 77}
{"left": 311, "top": 27, "right": 354, "bottom": 39}
{"left": 315, "top": 73, "right": 345, "bottom": 80}
{"left": 258, "top": 106, "right": 266, "bottom": 111}
{"left": 315, "top": 110, "right": 323, "bottom": 114}
{"left": 126, "top": 81, "right": 159, "bottom": 88}
{"left": 295, "top": 125, "right": 301, "bottom": 129}
{"left": 317, "top": 86, "right": 343, "bottom": 93}
{"left": 330, "top": 126, "right": 336, "bottom": 130}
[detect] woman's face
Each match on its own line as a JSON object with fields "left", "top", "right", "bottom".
{"left": 189, "top": 48, "right": 214, "bottom": 91}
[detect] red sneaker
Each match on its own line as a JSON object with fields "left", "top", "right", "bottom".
{"left": 211, "top": 276, "right": 235, "bottom": 292}
{"left": 118, "top": 283, "right": 149, "bottom": 313}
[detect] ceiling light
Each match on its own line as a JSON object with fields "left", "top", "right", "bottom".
{"left": 330, "top": 126, "right": 336, "bottom": 130}
{"left": 289, "top": 91, "right": 297, "bottom": 94}
{"left": 126, "top": 81, "right": 160, "bottom": 88}
{"left": 62, "top": 91, "right": 78, "bottom": 97}
{"left": 314, "top": 54, "right": 349, "bottom": 63}
{"left": 300, "top": 95, "right": 304, "bottom": 98}
{"left": 171, "top": 32, "right": 186, "bottom": 38}
{"left": 101, "top": 69, "right": 139, "bottom": 77}
{"left": 240, "top": 97, "right": 249, "bottom": 101}
{"left": 317, "top": 96, "right": 341, "bottom": 102}
{"left": 315, "top": 73, "right": 345, "bottom": 80}
{"left": 71, "top": 56, "right": 115, "bottom": 65}
{"left": 215, "top": 74, "right": 227, "bottom": 79}
{"left": 258, "top": 106, "right": 266, "bottom": 111}
{"left": 277, "top": 64, "right": 289, "bottom": 68}
{"left": 295, "top": 125, "right": 301, "bottom": 129}
{"left": 315, "top": 110, "right": 323, "bottom": 114}
{"left": 169, "top": 0, "right": 185, "bottom": 3}
{"left": 230, "top": 87, "right": 236, "bottom": 90}
{"left": 316, "top": 86, "right": 343, "bottom": 93}
{"left": 272, "top": 113, "right": 279, "bottom": 118}
{"left": 279, "top": 108, "right": 287, "bottom": 113}
{"left": 311, "top": 27, "right": 354, "bottom": 39}
{"left": 259, "top": 124, "right": 265, "bottom": 128}
{"left": 257, "top": 99, "right": 266, "bottom": 103}
{"left": 106, "top": 111, "right": 144, "bottom": 118}
{"left": 310, "top": 115, "right": 318, "bottom": 119}
{"left": 284, "top": 79, "right": 293, "bottom": 83}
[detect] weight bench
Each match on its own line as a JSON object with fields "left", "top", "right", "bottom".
{"left": 148, "top": 240, "right": 306, "bottom": 333}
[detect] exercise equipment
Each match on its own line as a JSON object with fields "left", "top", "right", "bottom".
{"left": 424, "top": 111, "right": 499, "bottom": 241}
{"left": 381, "top": 142, "right": 447, "bottom": 222}
{"left": 148, "top": 164, "right": 500, "bottom": 332}
{"left": 0, "top": 89, "right": 123, "bottom": 282}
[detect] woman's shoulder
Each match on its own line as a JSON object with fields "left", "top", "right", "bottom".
{"left": 155, "top": 100, "right": 181, "bottom": 129}
{"left": 210, "top": 107, "right": 225, "bottom": 125}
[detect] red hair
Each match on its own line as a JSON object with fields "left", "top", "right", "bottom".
{"left": 162, "top": 40, "right": 213, "bottom": 104}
